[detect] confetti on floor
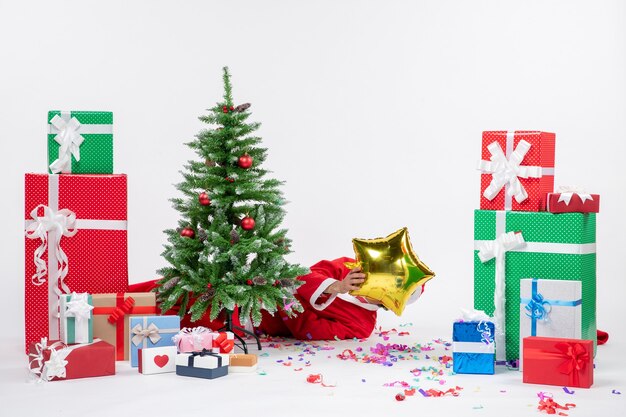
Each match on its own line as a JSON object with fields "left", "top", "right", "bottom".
{"left": 563, "top": 387, "right": 575, "bottom": 395}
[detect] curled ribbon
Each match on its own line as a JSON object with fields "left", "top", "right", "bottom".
{"left": 49, "top": 113, "right": 84, "bottom": 174}
{"left": 525, "top": 292, "right": 552, "bottom": 322}
{"left": 476, "top": 321, "right": 494, "bottom": 345}
{"left": 477, "top": 231, "right": 526, "bottom": 361}
{"left": 24, "top": 204, "right": 78, "bottom": 294}
{"left": 28, "top": 337, "right": 68, "bottom": 382}
{"left": 173, "top": 327, "right": 211, "bottom": 351}
{"left": 478, "top": 139, "right": 543, "bottom": 204}
{"left": 556, "top": 185, "right": 594, "bottom": 206}
{"left": 107, "top": 296, "right": 135, "bottom": 324}
{"left": 131, "top": 322, "right": 161, "bottom": 346}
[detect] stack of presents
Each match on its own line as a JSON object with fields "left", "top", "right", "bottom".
{"left": 24, "top": 111, "right": 257, "bottom": 382}
{"left": 452, "top": 131, "right": 599, "bottom": 388}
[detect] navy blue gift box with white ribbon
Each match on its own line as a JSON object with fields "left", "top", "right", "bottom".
{"left": 452, "top": 321, "right": 495, "bottom": 375}
{"left": 175, "top": 349, "right": 229, "bottom": 379}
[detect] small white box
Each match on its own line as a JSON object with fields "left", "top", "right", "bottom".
{"left": 138, "top": 346, "right": 177, "bottom": 375}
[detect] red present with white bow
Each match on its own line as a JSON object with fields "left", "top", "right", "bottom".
{"left": 212, "top": 331, "right": 235, "bottom": 353}
{"left": 522, "top": 336, "right": 593, "bottom": 388}
{"left": 28, "top": 338, "right": 115, "bottom": 382}
{"left": 478, "top": 131, "right": 555, "bottom": 211}
{"left": 547, "top": 186, "right": 600, "bottom": 213}
{"left": 24, "top": 174, "right": 128, "bottom": 352}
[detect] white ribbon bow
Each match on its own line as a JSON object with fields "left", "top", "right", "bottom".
{"left": 477, "top": 231, "right": 526, "bottom": 361}
{"left": 131, "top": 323, "right": 162, "bottom": 346}
{"left": 65, "top": 292, "right": 93, "bottom": 321}
{"left": 24, "top": 204, "right": 78, "bottom": 294}
{"left": 478, "top": 139, "right": 543, "bottom": 204}
{"left": 556, "top": 186, "right": 594, "bottom": 206}
{"left": 28, "top": 338, "right": 68, "bottom": 382}
{"left": 49, "top": 113, "right": 84, "bottom": 174}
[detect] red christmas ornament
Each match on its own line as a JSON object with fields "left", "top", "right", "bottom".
{"left": 241, "top": 216, "right": 255, "bottom": 231}
{"left": 198, "top": 192, "right": 211, "bottom": 206}
{"left": 222, "top": 106, "right": 228, "bottom": 113}
{"left": 206, "top": 283, "right": 212, "bottom": 289}
{"left": 180, "top": 227, "right": 195, "bottom": 238}
{"left": 273, "top": 280, "right": 279, "bottom": 287}
{"left": 238, "top": 154, "right": 253, "bottom": 169}
{"left": 246, "top": 279, "right": 253, "bottom": 286}
{"left": 230, "top": 105, "right": 234, "bottom": 111}
{"left": 225, "top": 177, "right": 234, "bottom": 183}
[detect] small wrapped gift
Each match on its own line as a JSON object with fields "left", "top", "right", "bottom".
{"left": 212, "top": 331, "right": 235, "bottom": 353}
{"left": 28, "top": 338, "right": 115, "bottom": 382}
{"left": 48, "top": 110, "right": 113, "bottom": 174}
{"left": 523, "top": 336, "right": 593, "bottom": 388}
{"left": 477, "top": 131, "right": 555, "bottom": 212}
{"left": 547, "top": 187, "right": 600, "bottom": 213}
{"left": 138, "top": 346, "right": 177, "bottom": 375}
{"left": 172, "top": 327, "right": 214, "bottom": 353}
{"left": 92, "top": 292, "right": 157, "bottom": 361}
{"left": 229, "top": 354, "right": 258, "bottom": 373}
{"left": 519, "top": 278, "right": 582, "bottom": 367}
{"left": 452, "top": 315, "right": 495, "bottom": 375}
{"left": 129, "top": 315, "right": 180, "bottom": 367}
{"left": 176, "top": 349, "right": 229, "bottom": 380}
{"left": 60, "top": 293, "right": 93, "bottom": 344}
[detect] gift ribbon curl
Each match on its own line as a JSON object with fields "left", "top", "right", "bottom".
{"left": 49, "top": 113, "right": 84, "bottom": 174}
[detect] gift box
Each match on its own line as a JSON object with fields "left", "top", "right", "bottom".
{"left": 92, "top": 292, "right": 157, "bottom": 361}
{"left": 172, "top": 327, "right": 214, "bottom": 353}
{"left": 229, "top": 354, "right": 258, "bottom": 373}
{"left": 48, "top": 110, "right": 113, "bottom": 174}
{"left": 474, "top": 210, "right": 596, "bottom": 361}
{"left": 523, "top": 336, "right": 593, "bottom": 388}
{"left": 138, "top": 346, "right": 177, "bottom": 375}
{"left": 59, "top": 293, "right": 93, "bottom": 344}
{"left": 478, "top": 131, "right": 555, "bottom": 211}
{"left": 547, "top": 189, "right": 600, "bottom": 213}
{"left": 212, "top": 331, "right": 235, "bottom": 353}
{"left": 452, "top": 321, "right": 495, "bottom": 375}
{"left": 129, "top": 315, "right": 180, "bottom": 367}
{"left": 176, "top": 350, "right": 229, "bottom": 380}
{"left": 519, "top": 278, "right": 583, "bottom": 366}
{"left": 24, "top": 174, "right": 128, "bottom": 352}
{"left": 28, "top": 338, "right": 115, "bottom": 381}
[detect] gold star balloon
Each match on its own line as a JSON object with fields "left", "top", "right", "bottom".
{"left": 346, "top": 227, "right": 435, "bottom": 316}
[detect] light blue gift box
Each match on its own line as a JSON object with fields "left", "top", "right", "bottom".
{"left": 129, "top": 315, "right": 180, "bottom": 367}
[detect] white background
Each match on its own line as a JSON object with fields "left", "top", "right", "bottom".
{"left": 0, "top": 1, "right": 625, "bottom": 415}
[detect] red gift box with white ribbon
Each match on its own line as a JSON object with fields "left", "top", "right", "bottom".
{"left": 478, "top": 131, "right": 555, "bottom": 212}
{"left": 522, "top": 336, "right": 593, "bottom": 388}
{"left": 24, "top": 174, "right": 128, "bottom": 352}
{"left": 547, "top": 186, "right": 600, "bottom": 213}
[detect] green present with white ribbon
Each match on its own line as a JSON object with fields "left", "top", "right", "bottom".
{"left": 473, "top": 210, "right": 596, "bottom": 362}
{"left": 48, "top": 111, "right": 113, "bottom": 174}
{"left": 59, "top": 293, "right": 94, "bottom": 344}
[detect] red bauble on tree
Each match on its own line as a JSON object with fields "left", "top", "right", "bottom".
{"left": 180, "top": 227, "right": 195, "bottom": 238}
{"left": 198, "top": 192, "right": 211, "bottom": 206}
{"left": 246, "top": 279, "right": 253, "bottom": 286}
{"left": 206, "top": 283, "right": 212, "bottom": 289}
{"left": 238, "top": 154, "right": 253, "bottom": 169}
{"left": 241, "top": 216, "right": 255, "bottom": 231}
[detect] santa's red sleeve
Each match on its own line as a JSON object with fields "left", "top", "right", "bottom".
{"left": 295, "top": 257, "right": 354, "bottom": 311}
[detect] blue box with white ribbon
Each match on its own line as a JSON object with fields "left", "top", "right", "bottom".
{"left": 519, "top": 278, "right": 582, "bottom": 367}
{"left": 129, "top": 315, "right": 180, "bottom": 367}
{"left": 452, "top": 321, "right": 495, "bottom": 375}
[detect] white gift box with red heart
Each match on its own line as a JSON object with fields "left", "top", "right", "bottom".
{"left": 138, "top": 346, "right": 177, "bottom": 375}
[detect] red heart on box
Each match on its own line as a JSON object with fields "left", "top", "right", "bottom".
{"left": 154, "top": 355, "right": 169, "bottom": 368}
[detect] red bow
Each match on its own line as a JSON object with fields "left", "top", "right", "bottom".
{"left": 213, "top": 333, "right": 234, "bottom": 353}
{"left": 107, "top": 296, "right": 136, "bottom": 324}
{"left": 555, "top": 342, "right": 589, "bottom": 386}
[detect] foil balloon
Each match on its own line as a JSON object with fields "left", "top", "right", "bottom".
{"left": 346, "top": 228, "right": 435, "bottom": 316}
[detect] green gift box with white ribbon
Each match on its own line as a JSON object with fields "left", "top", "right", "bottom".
{"left": 59, "top": 293, "right": 94, "bottom": 345}
{"left": 48, "top": 110, "right": 113, "bottom": 174}
{"left": 473, "top": 210, "right": 596, "bottom": 362}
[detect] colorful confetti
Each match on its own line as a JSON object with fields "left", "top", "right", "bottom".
{"left": 563, "top": 387, "right": 575, "bottom": 395}
{"left": 306, "top": 374, "right": 336, "bottom": 387}
{"left": 612, "top": 389, "right": 621, "bottom": 395}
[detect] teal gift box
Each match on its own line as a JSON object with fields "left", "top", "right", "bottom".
{"left": 474, "top": 210, "right": 596, "bottom": 362}
{"left": 59, "top": 293, "right": 94, "bottom": 344}
{"left": 129, "top": 316, "right": 180, "bottom": 367}
{"left": 48, "top": 110, "right": 113, "bottom": 174}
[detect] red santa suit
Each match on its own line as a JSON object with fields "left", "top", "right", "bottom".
{"left": 257, "top": 257, "right": 424, "bottom": 340}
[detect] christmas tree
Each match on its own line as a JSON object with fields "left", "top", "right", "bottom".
{"left": 157, "top": 67, "right": 307, "bottom": 326}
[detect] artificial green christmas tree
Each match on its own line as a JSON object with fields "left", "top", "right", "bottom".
{"left": 157, "top": 67, "right": 307, "bottom": 333}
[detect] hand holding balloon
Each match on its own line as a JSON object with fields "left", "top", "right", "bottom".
{"left": 325, "top": 267, "right": 366, "bottom": 294}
